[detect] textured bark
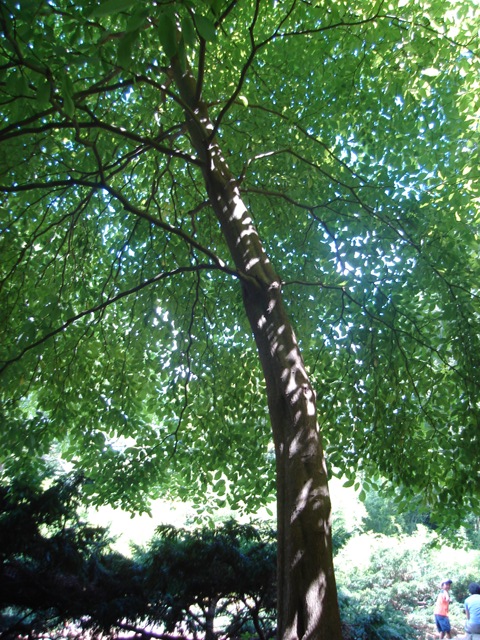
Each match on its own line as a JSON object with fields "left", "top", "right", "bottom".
{"left": 171, "top": 60, "right": 342, "bottom": 640}
{"left": 205, "top": 598, "right": 218, "bottom": 640}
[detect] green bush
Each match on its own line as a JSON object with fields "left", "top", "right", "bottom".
{"left": 339, "top": 595, "right": 410, "bottom": 640}
{"left": 335, "top": 526, "right": 480, "bottom": 639}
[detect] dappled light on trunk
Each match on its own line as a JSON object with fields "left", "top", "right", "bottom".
{"left": 171, "top": 55, "right": 342, "bottom": 640}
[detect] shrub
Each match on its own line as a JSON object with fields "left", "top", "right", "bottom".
{"left": 335, "top": 526, "right": 480, "bottom": 639}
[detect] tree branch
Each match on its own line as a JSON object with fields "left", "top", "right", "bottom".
{"left": 0, "top": 264, "right": 234, "bottom": 374}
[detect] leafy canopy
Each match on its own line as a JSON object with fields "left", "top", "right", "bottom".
{"left": 0, "top": 0, "right": 479, "bottom": 522}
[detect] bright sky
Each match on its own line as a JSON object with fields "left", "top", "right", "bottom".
{"left": 89, "top": 477, "right": 362, "bottom": 555}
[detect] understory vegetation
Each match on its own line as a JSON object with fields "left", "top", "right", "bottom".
{"left": 1, "top": 472, "right": 479, "bottom": 640}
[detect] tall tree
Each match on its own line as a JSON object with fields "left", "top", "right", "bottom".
{"left": 1, "top": 1, "right": 479, "bottom": 638}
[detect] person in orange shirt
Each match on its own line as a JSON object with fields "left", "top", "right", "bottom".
{"left": 434, "top": 578, "right": 453, "bottom": 639}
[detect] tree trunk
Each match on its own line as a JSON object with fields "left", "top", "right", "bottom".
{"left": 171, "top": 61, "right": 343, "bottom": 640}
{"left": 204, "top": 597, "right": 218, "bottom": 640}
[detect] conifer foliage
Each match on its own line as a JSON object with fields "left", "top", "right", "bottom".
{"left": 0, "top": 473, "right": 276, "bottom": 639}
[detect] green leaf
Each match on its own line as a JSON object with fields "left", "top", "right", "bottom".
{"left": 125, "top": 8, "right": 149, "bottom": 32}
{"left": 35, "top": 78, "right": 51, "bottom": 107}
{"left": 209, "top": 0, "right": 223, "bottom": 16}
{"left": 158, "top": 12, "right": 177, "bottom": 58}
{"left": 6, "top": 72, "right": 28, "bottom": 97}
{"left": 194, "top": 14, "right": 216, "bottom": 42}
{"left": 89, "top": 0, "right": 138, "bottom": 18}
{"left": 181, "top": 14, "right": 197, "bottom": 48}
{"left": 60, "top": 74, "right": 75, "bottom": 117}
{"left": 117, "top": 30, "right": 139, "bottom": 69}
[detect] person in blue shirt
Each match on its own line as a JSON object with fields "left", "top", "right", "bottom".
{"left": 464, "top": 582, "right": 480, "bottom": 635}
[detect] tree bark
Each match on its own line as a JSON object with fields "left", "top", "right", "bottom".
{"left": 171, "top": 60, "right": 343, "bottom": 640}
{"left": 204, "top": 597, "right": 218, "bottom": 640}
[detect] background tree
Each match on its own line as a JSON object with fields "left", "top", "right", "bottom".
{"left": 0, "top": 471, "right": 143, "bottom": 638}
{"left": 0, "top": 471, "right": 277, "bottom": 640}
{"left": 1, "top": 1, "right": 479, "bottom": 638}
{"left": 134, "top": 520, "right": 277, "bottom": 640}
{"left": 3, "top": 470, "right": 479, "bottom": 640}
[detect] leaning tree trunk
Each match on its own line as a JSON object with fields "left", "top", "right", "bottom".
{"left": 171, "top": 60, "right": 343, "bottom": 640}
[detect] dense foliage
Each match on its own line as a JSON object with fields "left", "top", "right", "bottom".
{"left": 0, "top": 472, "right": 143, "bottom": 637}
{"left": 0, "top": 473, "right": 277, "bottom": 639}
{"left": 1, "top": 0, "right": 479, "bottom": 521}
{"left": 133, "top": 520, "right": 277, "bottom": 640}
{"left": 2, "top": 473, "right": 480, "bottom": 640}
{"left": 336, "top": 527, "right": 480, "bottom": 640}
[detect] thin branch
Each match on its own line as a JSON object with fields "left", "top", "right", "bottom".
{"left": 283, "top": 276, "right": 473, "bottom": 385}
{"left": 101, "top": 182, "right": 238, "bottom": 276}
{"left": 0, "top": 117, "right": 201, "bottom": 167}
{"left": 171, "top": 268, "right": 201, "bottom": 455}
{"left": 1, "top": 173, "right": 242, "bottom": 283}
{"left": 211, "top": 0, "right": 262, "bottom": 138}
{"left": 0, "top": 263, "right": 235, "bottom": 374}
